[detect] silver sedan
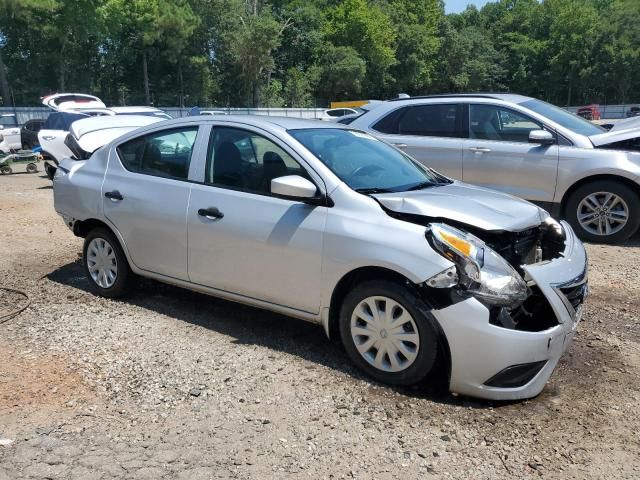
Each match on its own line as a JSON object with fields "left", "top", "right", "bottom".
{"left": 53, "top": 116, "right": 588, "bottom": 400}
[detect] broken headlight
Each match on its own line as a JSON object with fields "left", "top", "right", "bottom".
{"left": 426, "top": 223, "right": 528, "bottom": 307}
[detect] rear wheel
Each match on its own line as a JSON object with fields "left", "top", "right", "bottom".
{"left": 82, "top": 228, "right": 132, "bottom": 298}
{"left": 26, "top": 163, "right": 37, "bottom": 173}
{"left": 566, "top": 180, "right": 640, "bottom": 243}
{"left": 0, "top": 166, "right": 11, "bottom": 175}
{"left": 339, "top": 280, "right": 440, "bottom": 386}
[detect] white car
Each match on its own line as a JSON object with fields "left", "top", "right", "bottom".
{"left": 199, "top": 110, "right": 228, "bottom": 116}
{"left": 320, "top": 107, "right": 361, "bottom": 121}
{"left": 43, "top": 115, "right": 165, "bottom": 179}
{"left": 39, "top": 111, "right": 91, "bottom": 165}
{"left": 110, "top": 106, "right": 171, "bottom": 119}
{"left": 0, "top": 115, "right": 21, "bottom": 153}
{"left": 42, "top": 93, "right": 107, "bottom": 112}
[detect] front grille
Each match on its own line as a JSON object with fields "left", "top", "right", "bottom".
{"left": 559, "top": 283, "right": 588, "bottom": 311}
{"left": 554, "top": 271, "right": 588, "bottom": 319}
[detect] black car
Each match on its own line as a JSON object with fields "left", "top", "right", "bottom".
{"left": 626, "top": 106, "right": 640, "bottom": 118}
{"left": 20, "top": 119, "right": 45, "bottom": 149}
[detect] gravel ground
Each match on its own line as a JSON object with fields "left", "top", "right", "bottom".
{"left": 1, "top": 172, "right": 639, "bottom": 479}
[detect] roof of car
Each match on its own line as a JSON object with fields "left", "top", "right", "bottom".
{"left": 387, "top": 93, "right": 533, "bottom": 104}
{"left": 160, "top": 115, "right": 347, "bottom": 131}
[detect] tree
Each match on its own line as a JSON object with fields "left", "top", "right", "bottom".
{"left": 386, "top": 0, "right": 443, "bottom": 95}
{"left": 224, "top": 6, "right": 290, "bottom": 106}
{"left": 324, "top": 0, "right": 397, "bottom": 97}
{"left": 283, "top": 67, "right": 316, "bottom": 107}
{"left": 315, "top": 44, "right": 366, "bottom": 101}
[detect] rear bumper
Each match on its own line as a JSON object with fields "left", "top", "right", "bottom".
{"left": 433, "top": 222, "right": 588, "bottom": 401}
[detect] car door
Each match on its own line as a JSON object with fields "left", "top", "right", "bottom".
{"left": 102, "top": 126, "right": 201, "bottom": 281}
{"left": 462, "top": 104, "right": 559, "bottom": 202}
{"left": 187, "top": 125, "right": 327, "bottom": 313}
{"left": 367, "top": 103, "right": 464, "bottom": 179}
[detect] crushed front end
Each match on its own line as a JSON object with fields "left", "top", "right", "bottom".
{"left": 424, "top": 219, "right": 588, "bottom": 400}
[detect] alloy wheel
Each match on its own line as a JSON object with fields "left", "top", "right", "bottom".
{"left": 577, "top": 191, "right": 629, "bottom": 236}
{"left": 86, "top": 237, "right": 118, "bottom": 288}
{"left": 350, "top": 296, "right": 420, "bottom": 373}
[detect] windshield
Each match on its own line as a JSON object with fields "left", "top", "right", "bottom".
{"left": 289, "top": 128, "right": 446, "bottom": 192}
{"left": 519, "top": 99, "right": 605, "bottom": 136}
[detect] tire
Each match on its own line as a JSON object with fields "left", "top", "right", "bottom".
{"left": 82, "top": 228, "right": 132, "bottom": 298}
{"left": 565, "top": 180, "right": 640, "bottom": 243}
{"left": 1, "top": 166, "right": 12, "bottom": 175}
{"left": 339, "top": 280, "right": 440, "bottom": 387}
{"left": 26, "top": 163, "right": 37, "bottom": 173}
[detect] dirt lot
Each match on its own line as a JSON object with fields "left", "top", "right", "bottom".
{"left": 0, "top": 172, "right": 639, "bottom": 479}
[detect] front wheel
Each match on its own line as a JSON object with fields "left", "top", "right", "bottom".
{"left": 339, "top": 280, "right": 441, "bottom": 387}
{"left": 565, "top": 180, "right": 640, "bottom": 243}
{"left": 26, "top": 163, "right": 37, "bottom": 173}
{"left": 82, "top": 228, "right": 132, "bottom": 298}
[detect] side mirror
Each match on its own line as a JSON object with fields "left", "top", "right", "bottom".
{"left": 529, "top": 129, "right": 555, "bottom": 145}
{"left": 271, "top": 175, "right": 318, "bottom": 200}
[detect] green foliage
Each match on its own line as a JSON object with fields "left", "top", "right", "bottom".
{"left": 0, "top": 0, "right": 639, "bottom": 107}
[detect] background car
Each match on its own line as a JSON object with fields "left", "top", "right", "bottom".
{"left": 320, "top": 107, "right": 361, "bottom": 121}
{"left": 349, "top": 93, "right": 640, "bottom": 243}
{"left": 577, "top": 104, "right": 601, "bottom": 120}
{"left": 626, "top": 106, "right": 640, "bottom": 117}
{"left": 0, "top": 114, "right": 21, "bottom": 153}
{"left": 38, "top": 111, "right": 90, "bottom": 165}
{"left": 52, "top": 115, "right": 587, "bottom": 401}
{"left": 20, "top": 118, "right": 45, "bottom": 149}
{"left": 42, "top": 93, "right": 106, "bottom": 112}
{"left": 110, "top": 106, "right": 172, "bottom": 119}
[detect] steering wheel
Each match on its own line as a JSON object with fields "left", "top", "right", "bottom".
{"left": 347, "top": 164, "right": 384, "bottom": 181}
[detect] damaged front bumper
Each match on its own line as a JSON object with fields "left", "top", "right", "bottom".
{"left": 432, "top": 221, "right": 588, "bottom": 401}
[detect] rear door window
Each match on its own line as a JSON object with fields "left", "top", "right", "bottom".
{"left": 117, "top": 127, "right": 198, "bottom": 180}
{"left": 372, "top": 104, "right": 462, "bottom": 138}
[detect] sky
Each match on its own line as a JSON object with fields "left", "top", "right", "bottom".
{"left": 445, "top": 0, "right": 492, "bottom": 14}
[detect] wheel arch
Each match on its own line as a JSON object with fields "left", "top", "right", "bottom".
{"left": 73, "top": 218, "right": 113, "bottom": 238}
{"left": 326, "top": 266, "right": 452, "bottom": 383}
{"left": 560, "top": 174, "right": 640, "bottom": 216}
{"left": 74, "top": 217, "right": 137, "bottom": 273}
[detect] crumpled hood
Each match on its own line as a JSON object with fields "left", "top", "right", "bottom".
{"left": 590, "top": 128, "right": 640, "bottom": 146}
{"left": 372, "top": 182, "right": 544, "bottom": 232}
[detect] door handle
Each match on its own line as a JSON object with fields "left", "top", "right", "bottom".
{"left": 392, "top": 143, "right": 408, "bottom": 149}
{"left": 42, "top": 135, "right": 56, "bottom": 141}
{"left": 104, "top": 190, "right": 124, "bottom": 201}
{"left": 198, "top": 206, "right": 224, "bottom": 220}
{"left": 469, "top": 147, "right": 492, "bottom": 153}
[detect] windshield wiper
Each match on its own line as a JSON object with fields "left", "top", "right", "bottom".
{"left": 354, "top": 187, "right": 394, "bottom": 194}
{"left": 406, "top": 181, "right": 440, "bottom": 191}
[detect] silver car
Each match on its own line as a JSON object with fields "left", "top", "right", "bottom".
{"left": 349, "top": 94, "right": 640, "bottom": 243}
{"left": 53, "top": 116, "right": 588, "bottom": 400}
